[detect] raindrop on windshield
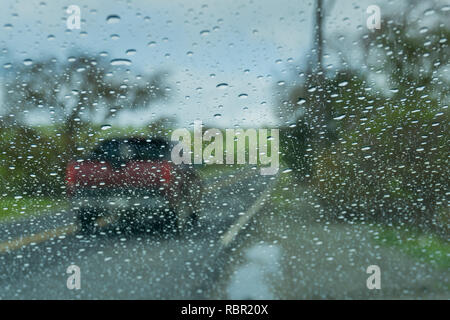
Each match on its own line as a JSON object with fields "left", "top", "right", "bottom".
{"left": 106, "top": 15, "right": 121, "bottom": 24}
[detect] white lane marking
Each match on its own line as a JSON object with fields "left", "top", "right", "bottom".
{"left": 220, "top": 177, "right": 278, "bottom": 247}
{"left": 0, "top": 224, "right": 79, "bottom": 253}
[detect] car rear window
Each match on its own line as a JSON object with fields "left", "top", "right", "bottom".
{"left": 91, "top": 139, "right": 170, "bottom": 162}
{"left": 131, "top": 139, "right": 170, "bottom": 161}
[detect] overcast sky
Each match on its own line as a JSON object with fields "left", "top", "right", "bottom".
{"left": 0, "top": 0, "right": 410, "bottom": 128}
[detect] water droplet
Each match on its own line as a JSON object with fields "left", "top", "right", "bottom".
{"left": 333, "top": 114, "right": 346, "bottom": 120}
{"left": 238, "top": 93, "right": 248, "bottom": 99}
{"left": 419, "top": 27, "right": 428, "bottom": 34}
{"left": 23, "top": 59, "right": 33, "bottom": 66}
{"left": 110, "top": 59, "right": 132, "bottom": 66}
{"left": 297, "top": 98, "right": 306, "bottom": 105}
{"left": 216, "top": 83, "right": 228, "bottom": 89}
{"left": 214, "top": 114, "right": 222, "bottom": 119}
{"left": 416, "top": 86, "right": 425, "bottom": 91}
{"left": 200, "top": 30, "right": 210, "bottom": 36}
{"left": 101, "top": 124, "right": 112, "bottom": 131}
{"left": 106, "top": 15, "right": 121, "bottom": 24}
{"left": 126, "top": 49, "right": 136, "bottom": 56}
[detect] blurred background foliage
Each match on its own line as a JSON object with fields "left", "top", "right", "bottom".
{"left": 0, "top": 1, "right": 448, "bottom": 235}
{"left": 280, "top": 4, "right": 449, "bottom": 233}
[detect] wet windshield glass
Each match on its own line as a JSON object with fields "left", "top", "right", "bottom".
{"left": 0, "top": 0, "right": 448, "bottom": 300}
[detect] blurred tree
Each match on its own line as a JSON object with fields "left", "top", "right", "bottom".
{"left": 278, "top": 0, "right": 336, "bottom": 179}
{"left": 327, "top": 24, "right": 446, "bottom": 230}
{"left": 2, "top": 53, "right": 169, "bottom": 159}
{"left": 146, "top": 116, "right": 177, "bottom": 137}
{"left": 279, "top": 1, "right": 449, "bottom": 231}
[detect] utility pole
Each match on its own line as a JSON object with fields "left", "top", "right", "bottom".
{"left": 315, "top": 0, "right": 323, "bottom": 74}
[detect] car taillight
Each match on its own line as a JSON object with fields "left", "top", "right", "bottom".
{"left": 66, "top": 161, "right": 77, "bottom": 196}
{"left": 161, "top": 161, "right": 172, "bottom": 186}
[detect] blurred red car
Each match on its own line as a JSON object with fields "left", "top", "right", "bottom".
{"left": 66, "top": 137, "right": 203, "bottom": 234}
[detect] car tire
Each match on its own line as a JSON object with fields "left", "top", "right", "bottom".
{"left": 78, "top": 209, "right": 98, "bottom": 235}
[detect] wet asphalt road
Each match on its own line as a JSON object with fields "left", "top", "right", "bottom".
{"left": 0, "top": 169, "right": 272, "bottom": 299}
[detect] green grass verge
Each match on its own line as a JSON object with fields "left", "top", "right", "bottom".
{"left": 0, "top": 197, "right": 69, "bottom": 222}
{"left": 270, "top": 172, "right": 449, "bottom": 269}
{"left": 197, "top": 164, "right": 252, "bottom": 180}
